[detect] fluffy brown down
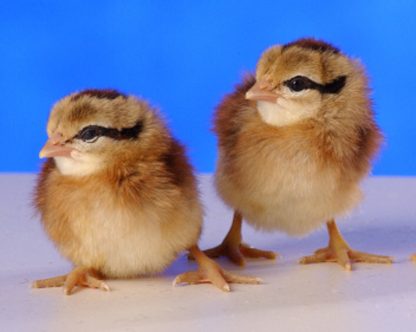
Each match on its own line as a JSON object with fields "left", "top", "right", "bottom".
{"left": 214, "top": 39, "right": 381, "bottom": 235}
{"left": 35, "top": 92, "right": 202, "bottom": 278}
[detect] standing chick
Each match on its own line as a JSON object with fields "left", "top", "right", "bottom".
{"left": 33, "top": 89, "right": 258, "bottom": 294}
{"left": 205, "top": 38, "right": 393, "bottom": 270}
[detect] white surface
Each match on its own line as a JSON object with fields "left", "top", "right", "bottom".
{"left": 1, "top": 174, "right": 416, "bottom": 331}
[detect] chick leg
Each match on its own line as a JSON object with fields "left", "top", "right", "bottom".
{"left": 199, "top": 211, "right": 276, "bottom": 266}
{"left": 174, "top": 245, "right": 261, "bottom": 291}
{"left": 299, "top": 219, "right": 393, "bottom": 270}
{"left": 32, "top": 267, "right": 110, "bottom": 295}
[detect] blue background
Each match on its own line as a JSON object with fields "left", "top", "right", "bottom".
{"left": 1, "top": 0, "right": 415, "bottom": 174}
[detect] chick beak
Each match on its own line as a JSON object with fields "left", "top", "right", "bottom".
{"left": 39, "top": 133, "right": 74, "bottom": 159}
{"left": 245, "top": 80, "right": 280, "bottom": 103}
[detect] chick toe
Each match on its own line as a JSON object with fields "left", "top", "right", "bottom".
{"left": 176, "top": 245, "right": 261, "bottom": 291}
{"left": 300, "top": 220, "right": 392, "bottom": 270}
{"left": 349, "top": 250, "right": 392, "bottom": 264}
{"left": 239, "top": 243, "right": 277, "bottom": 260}
{"left": 201, "top": 211, "right": 276, "bottom": 266}
{"left": 203, "top": 243, "right": 245, "bottom": 266}
{"left": 32, "top": 275, "right": 66, "bottom": 288}
{"left": 63, "top": 267, "right": 110, "bottom": 295}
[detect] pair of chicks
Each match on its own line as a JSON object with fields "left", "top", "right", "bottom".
{"left": 33, "top": 38, "right": 392, "bottom": 295}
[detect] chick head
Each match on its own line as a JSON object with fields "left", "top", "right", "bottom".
{"left": 40, "top": 89, "right": 162, "bottom": 176}
{"left": 246, "top": 38, "right": 369, "bottom": 128}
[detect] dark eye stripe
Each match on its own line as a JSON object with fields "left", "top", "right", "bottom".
{"left": 284, "top": 75, "right": 347, "bottom": 94}
{"left": 72, "top": 120, "right": 143, "bottom": 143}
{"left": 321, "top": 76, "right": 347, "bottom": 94}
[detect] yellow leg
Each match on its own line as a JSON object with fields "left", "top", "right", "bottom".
{"left": 300, "top": 219, "right": 393, "bottom": 270}
{"left": 32, "top": 267, "right": 110, "bottom": 295}
{"left": 174, "top": 245, "right": 261, "bottom": 292}
{"left": 199, "top": 211, "right": 276, "bottom": 266}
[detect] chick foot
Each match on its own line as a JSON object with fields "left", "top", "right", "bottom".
{"left": 175, "top": 245, "right": 261, "bottom": 291}
{"left": 299, "top": 219, "right": 393, "bottom": 270}
{"left": 32, "top": 267, "right": 110, "bottom": 295}
{"left": 198, "top": 211, "right": 276, "bottom": 266}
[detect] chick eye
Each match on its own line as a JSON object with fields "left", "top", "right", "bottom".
{"left": 285, "top": 76, "right": 310, "bottom": 92}
{"left": 77, "top": 127, "right": 101, "bottom": 143}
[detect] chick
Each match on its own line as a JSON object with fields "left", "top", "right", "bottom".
{"left": 204, "top": 38, "right": 393, "bottom": 270}
{"left": 33, "top": 89, "right": 259, "bottom": 294}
